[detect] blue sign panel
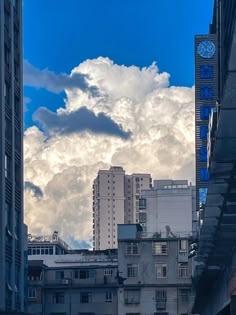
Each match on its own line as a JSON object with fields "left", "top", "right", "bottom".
{"left": 200, "top": 147, "right": 207, "bottom": 162}
{"left": 200, "top": 125, "right": 208, "bottom": 139}
{"left": 200, "top": 168, "right": 210, "bottom": 181}
{"left": 200, "top": 65, "right": 213, "bottom": 79}
{"left": 200, "top": 105, "right": 215, "bottom": 120}
{"left": 200, "top": 86, "right": 213, "bottom": 100}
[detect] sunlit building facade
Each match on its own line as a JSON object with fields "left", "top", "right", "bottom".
{"left": 93, "top": 167, "right": 151, "bottom": 250}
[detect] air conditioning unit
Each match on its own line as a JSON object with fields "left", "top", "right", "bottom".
{"left": 61, "top": 279, "right": 69, "bottom": 285}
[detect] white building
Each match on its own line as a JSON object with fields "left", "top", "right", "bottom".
{"left": 93, "top": 167, "right": 151, "bottom": 250}
{"left": 139, "top": 180, "right": 196, "bottom": 237}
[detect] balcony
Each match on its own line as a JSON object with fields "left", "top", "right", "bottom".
{"left": 44, "top": 278, "right": 118, "bottom": 288}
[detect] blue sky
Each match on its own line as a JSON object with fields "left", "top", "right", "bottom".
{"left": 24, "top": 0, "right": 214, "bottom": 245}
{"left": 23, "top": 0, "right": 213, "bottom": 129}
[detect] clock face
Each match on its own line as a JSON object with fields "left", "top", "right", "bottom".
{"left": 197, "top": 41, "right": 216, "bottom": 58}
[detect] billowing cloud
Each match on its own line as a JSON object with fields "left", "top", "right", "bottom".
{"left": 33, "top": 106, "right": 131, "bottom": 139}
{"left": 24, "top": 57, "right": 195, "bottom": 247}
{"left": 24, "top": 60, "right": 99, "bottom": 96}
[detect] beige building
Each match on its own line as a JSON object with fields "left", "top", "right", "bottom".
{"left": 92, "top": 167, "right": 151, "bottom": 250}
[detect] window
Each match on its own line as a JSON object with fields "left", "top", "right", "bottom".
{"left": 124, "top": 289, "right": 140, "bottom": 304}
{"left": 14, "top": 61, "right": 19, "bottom": 81}
{"left": 200, "top": 65, "right": 213, "bottom": 79}
{"left": 152, "top": 242, "right": 168, "bottom": 255}
{"left": 5, "top": 202, "right": 12, "bottom": 233}
{"left": 127, "top": 264, "right": 138, "bottom": 278}
{"left": 28, "top": 288, "right": 36, "bottom": 299}
{"left": 79, "top": 269, "right": 95, "bottom": 279}
{"left": 53, "top": 292, "right": 65, "bottom": 304}
{"left": 104, "top": 269, "right": 113, "bottom": 277}
{"left": 156, "top": 290, "right": 167, "bottom": 310}
{"left": 178, "top": 263, "right": 188, "bottom": 278}
{"left": 105, "top": 291, "right": 113, "bottom": 303}
{"left": 55, "top": 271, "right": 64, "bottom": 280}
{"left": 156, "top": 264, "right": 167, "bottom": 278}
{"left": 179, "top": 240, "right": 187, "bottom": 254}
{"left": 4, "top": 82, "right": 10, "bottom": 104}
{"left": 80, "top": 292, "right": 92, "bottom": 304}
{"left": 5, "top": 117, "right": 12, "bottom": 141}
{"left": 139, "top": 212, "right": 147, "bottom": 223}
{"left": 180, "top": 289, "right": 190, "bottom": 304}
{"left": 5, "top": 44, "right": 10, "bottom": 68}
{"left": 5, "top": 154, "right": 11, "bottom": 178}
{"left": 126, "top": 242, "right": 139, "bottom": 255}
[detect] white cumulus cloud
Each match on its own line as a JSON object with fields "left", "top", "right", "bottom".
{"left": 24, "top": 57, "right": 195, "bottom": 247}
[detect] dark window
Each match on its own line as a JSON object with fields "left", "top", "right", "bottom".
{"left": 139, "top": 198, "right": 146, "bottom": 209}
{"left": 5, "top": 44, "right": 10, "bottom": 68}
{"left": 55, "top": 271, "right": 64, "bottom": 280}
{"left": 53, "top": 292, "right": 65, "bottom": 304}
{"left": 80, "top": 292, "right": 92, "bottom": 304}
{"left": 5, "top": 117, "right": 12, "bottom": 141}
{"left": 79, "top": 269, "right": 95, "bottom": 279}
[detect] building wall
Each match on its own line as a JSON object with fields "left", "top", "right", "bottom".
{"left": 93, "top": 166, "right": 126, "bottom": 250}
{"left": 0, "top": 0, "right": 24, "bottom": 312}
{"left": 140, "top": 180, "right": 196, "bottom": 237}
{"left": 124, "top": 174, "right": 152, "bottom": 225}
{"left": 93, "top": 167, "right": 151, "bottom": 250}
{"left": 28, "top": 254, "right": 118, "bottom": 315}
{"left": 118, "top": 233, "right": 192, "bottom": 315}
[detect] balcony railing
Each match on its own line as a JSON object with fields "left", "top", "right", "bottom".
{"left": 44, "top": 278, "right": 118, "bottom": 288}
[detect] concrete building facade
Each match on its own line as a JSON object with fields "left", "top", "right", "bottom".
{"left": 139, "top": 180, "right": 196, "bottom": 237}
{"left": 117, "top": 224, "right": 193, "bottom": 315}
{"left": 27, "top": 234, "right": 118, "bottom": 315}
{"left": 0, "top": 0, "right": 25, "bottom": 313}
{"left": 93, "top": 166, "right": 151, "bottom": 250}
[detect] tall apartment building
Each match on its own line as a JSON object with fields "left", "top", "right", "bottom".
{"left": 93, "top": 167, "right": 151, "bottom": 250}
{"left": 0, "top": 0, "right": 25, "bottom": 313}
{"left": 139, "top": 180, "right": 196, "bottom": 237}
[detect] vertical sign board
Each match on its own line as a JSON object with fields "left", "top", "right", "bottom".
{"left": 195, "top": 34, "right": 218, "bottom": 210}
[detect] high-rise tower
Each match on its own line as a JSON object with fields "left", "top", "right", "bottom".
{"left": 0, "top": 0, "right": 24, "bottom": 313}
{"left": 92, "top": 166, "right": 151, "bottom": 250}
